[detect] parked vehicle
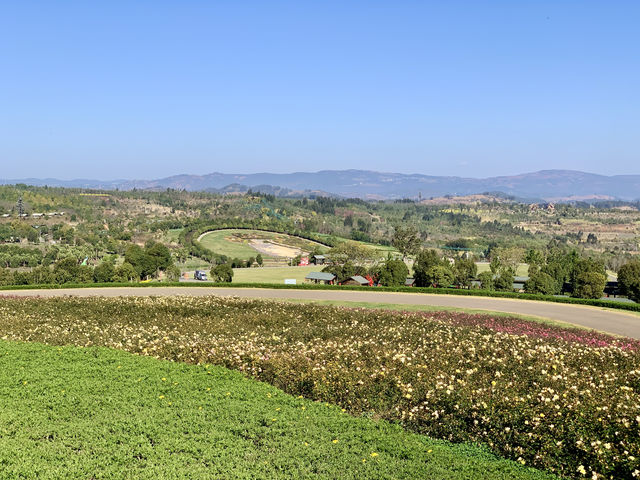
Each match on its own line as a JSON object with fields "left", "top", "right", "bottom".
{"left": 194, "top": 270, "right": 208, "bottom": 281}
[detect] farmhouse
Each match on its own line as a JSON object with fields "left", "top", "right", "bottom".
{"left": 305, "top": 272, "right": 336, "bottom": 285}
{"left": 342, "top": 275, "right": 371, "bottom": 286}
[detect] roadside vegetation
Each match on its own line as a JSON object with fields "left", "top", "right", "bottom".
{"left": 1, "top": 296, "right": 638, "bottom": 478}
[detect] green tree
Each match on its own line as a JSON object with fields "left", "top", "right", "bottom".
{"left": 453, "top": 257, "right": 477, "bottom": 288}
{"left": 114, "top": 262, "right": 138, "bottom": 283}
{"left": 165, "top": 265, "right": 182, "bottom": 282}
{"left": 413, "top": 249, "right": 443, "bottom": 287}
{"left": 494, "top": 268, "right": 515, "bottom": 291}
{"left": 477, "top": 271, "right": 495, "bottom": 290}
{"left": 145, "top": 241, "right": 173, "bottom": 277}
{"left": 125, "top": 245, "right": 153, "bottom": 279}
{"left": 425, "top": 265, "right": 454, "bottom": 288}
{"left": 256, "top": 254, "right": 263, "bottom": 266}
{"left": 392, "top": 225, "right": 421, "bottom": 260}
{"left": 375, "top": 258, "right": 409, "bottom": 287}
{"left": 618, "top": 260, "right": 640, "bottom": 302}
{"left": 573, "top": 271, "right": 606, "bottom": 299}
{"left": 570, "top": 258, "right": 606, "bottom": 298}
{"left": 524, "top": 272, "right": 558, "bottom": 295}
{"left": 53, "top": 257, "right": 79, "bottom": 284}
{"left": 524, "top": 249, "right": 545, "bottom": 276}
{"left": 211, "top": 264, "right": 233, "bottom": 283}
{"left": 93, "top": 261, "right": 115, "bottom": 283}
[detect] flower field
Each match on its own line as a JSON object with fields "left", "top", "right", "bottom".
{"left": 1, "top": 296, "right": 639, "bottom": 478}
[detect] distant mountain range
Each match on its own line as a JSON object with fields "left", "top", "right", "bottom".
{"left": 1, "top": 170, "right": 639, "bottom": 202}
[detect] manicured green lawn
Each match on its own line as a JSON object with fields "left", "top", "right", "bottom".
{"left": 0, "top": 341, "right": 554, "bottom": 480}
{"left": 232, "top": 265, "right": 320, "bottom": 284}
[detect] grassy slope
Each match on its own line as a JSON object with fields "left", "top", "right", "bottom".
{"left": 0, "top": 341, "right": 554, "bottom": 480}
{"left": 198, "top": 229, "right": 269, "bottom": 259}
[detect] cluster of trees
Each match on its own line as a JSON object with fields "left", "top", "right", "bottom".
{"left": 0, "top": 242, "right": 180, "bottom": 287}
{"left": 124, "top": 241, "right": 179, "bottom": 281}
{"left": 229, "top": 254, "right": 263, "bottom": 269}
{"left": 413, "top": 249, "right": 478, "bottom": 288}
{"left": 523, "top": 243, "right": 608, "bottom": 299}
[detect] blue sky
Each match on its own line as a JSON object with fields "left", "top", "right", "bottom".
{"left": 1, "top": 1, "right": 638, "bottom": 179}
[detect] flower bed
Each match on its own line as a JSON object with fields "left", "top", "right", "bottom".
{"left": 0, "top": 296, "right": 638, "bottom": 478}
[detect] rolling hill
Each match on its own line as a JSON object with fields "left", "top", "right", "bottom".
{"left": 2, "top": 169, "right": 639, "bottom": 201}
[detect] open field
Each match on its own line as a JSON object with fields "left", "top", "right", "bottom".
{"left": 232, "top": 263, "right": 530, "bottom": 285}
{"left": 0, "top": 295, "right": 638, "bottom": 478}
{"left": 476, "top": 262, "right": 529, "bottom": 277}
{"left": 232, "top": 265, "right": 319, "bottom": 284}
{"left": 0, "top": 341, "right": 555, "bottom": 479}
{"left": 198, "top": 229, "right": 328, "bottom": 260}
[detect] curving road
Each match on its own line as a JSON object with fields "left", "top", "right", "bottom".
{"left": 1, "top": 286, "right": 639, "bottom": 339}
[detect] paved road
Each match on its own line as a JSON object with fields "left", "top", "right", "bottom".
{"left": 2, "top": 286, "right": 639, "bottom": 339}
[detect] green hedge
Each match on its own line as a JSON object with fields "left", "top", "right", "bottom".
{"left": 1, "top": 281, "right": 638, "bottom": 313}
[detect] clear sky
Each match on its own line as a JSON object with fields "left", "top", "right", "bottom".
{"left": 1, "top": 1, "right": 638, "bottom": 180}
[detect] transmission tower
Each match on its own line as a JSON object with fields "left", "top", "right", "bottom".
{"left": 16, "top": 197, "right": 24, "bottom": 217}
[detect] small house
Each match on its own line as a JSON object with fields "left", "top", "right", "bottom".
{"left": 404, "top": 277, "right": 415, "bottom": 287}
{"left": 312, "top": 254, "right": 327, "bottom": 265}
{"left": 342, "top": 275, "right": 371, "bottom": 286}
{"left": 305, "top": 272, "right": 336, "bottom": 285}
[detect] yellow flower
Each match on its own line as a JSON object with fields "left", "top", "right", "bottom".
{"left": 158, "top": 395, "right": 164, "bottom": 399}
{"left": 332, "top": 439, "right": 339, "bottom": 444}
{"left": 161, "top": 377, "right": 166, "bottom": 381}
{"left": 370, "top": 452, "right": 378, "bottom": 457}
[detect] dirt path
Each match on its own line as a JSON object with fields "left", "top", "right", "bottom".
{"left": 2, "top": 286, "right": 639, "bottom": 339}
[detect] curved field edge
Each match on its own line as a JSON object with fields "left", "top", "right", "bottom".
{"left": 0, "top": 281, "right": 639, "bottom": 314}
{"left": 197, "top": 229, "right": 328, "bottom": 260}
{"left": 0, "top": 340, "right": 554, "bottom": 480}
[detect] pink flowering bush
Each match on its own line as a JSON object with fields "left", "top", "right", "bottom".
{"left": 0, "top": 296, "right": 638, "bottom": 479}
